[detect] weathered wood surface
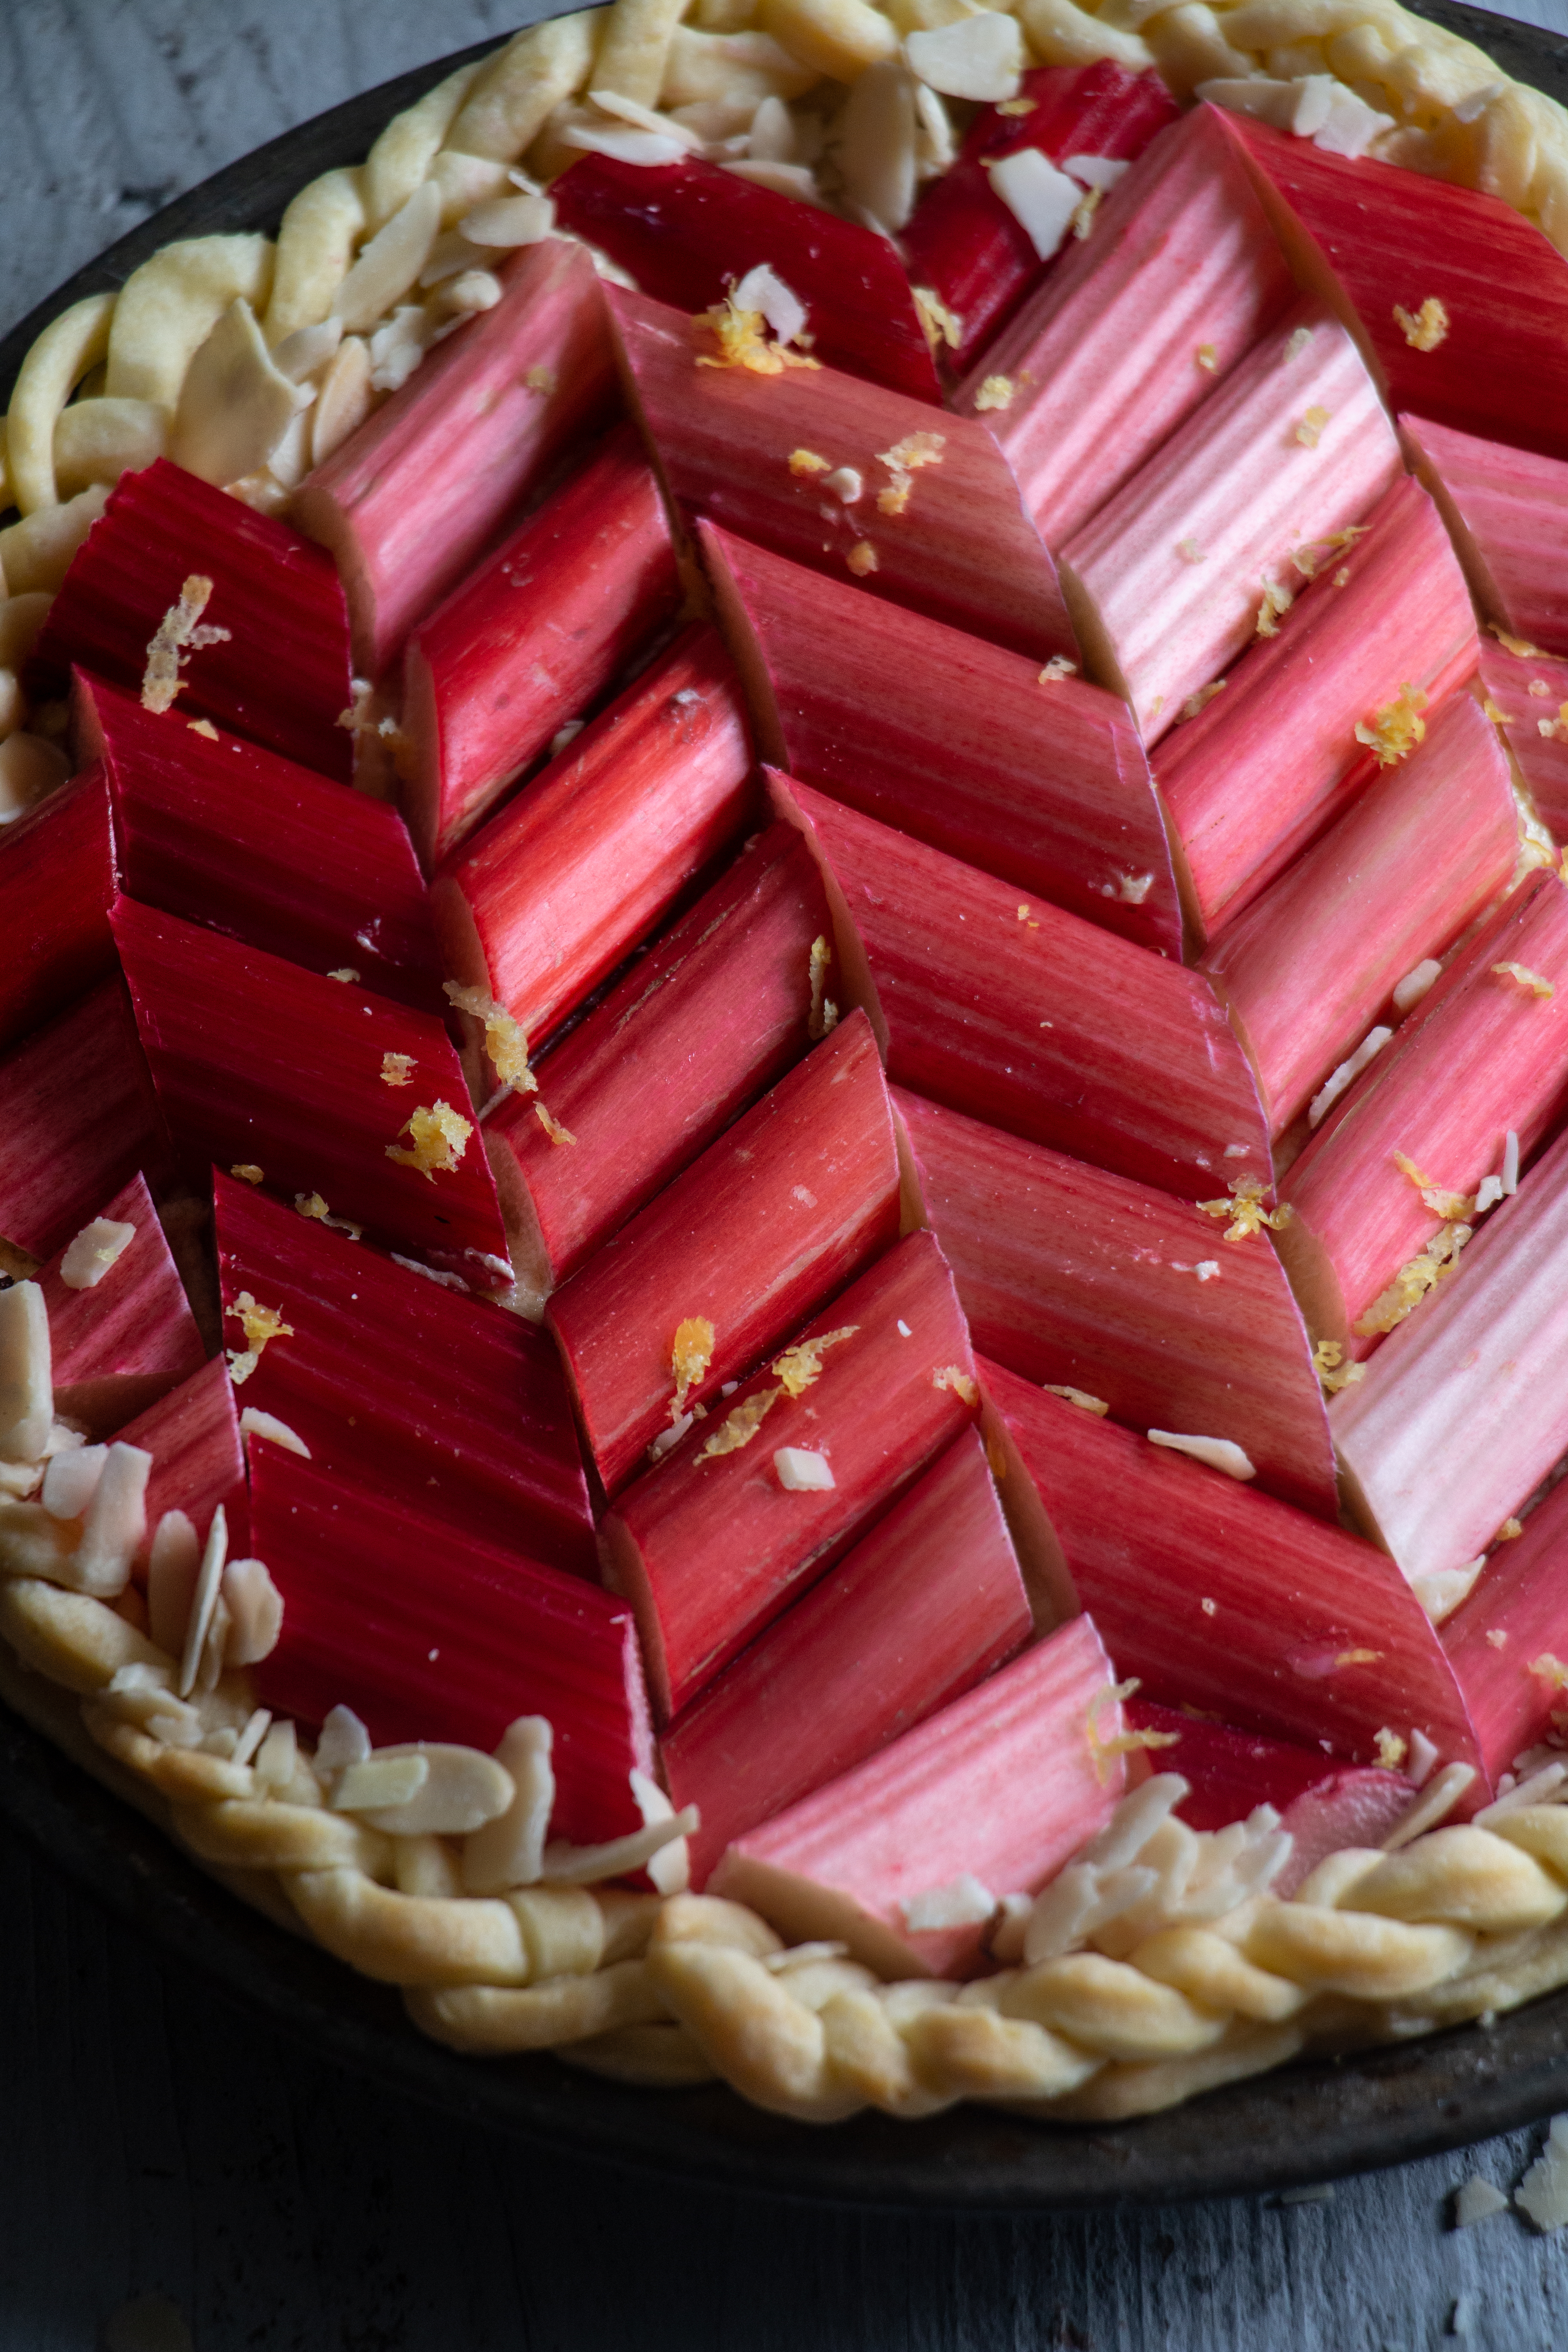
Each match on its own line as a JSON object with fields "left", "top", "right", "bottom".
{"left": 5, "top": 3, "right": 1568, "bottom": 2343}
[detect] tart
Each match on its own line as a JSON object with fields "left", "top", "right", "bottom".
{"left": 5, "top": 0, "right": 1568, "bottom": 2135}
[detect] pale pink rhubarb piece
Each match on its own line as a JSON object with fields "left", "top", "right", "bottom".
{"left": 1277, "top": 871, "right": 1568, "bottom": 1359}
{"left": 1155, "top": 474, "right": 1479, "bottom": 937}
{"left": 1059, "top": 296, "right": 1400, "bottom": 744}
{"left": 989, "top": 1358, "right": 1486, "bottom": 1789}
{"left": 1204, "top": 692, "right": 1518, "bottom": 1136}
{"left": 960, "top": 104, "right": 1294, "bottom": 548}
{"left": 713, "top": 1615, "right": 1124, "bottom": 1979}
{"left": 1442, "top": 1474, "right": 1568, "bottom": 1781}
{"left": 34, "top": 1173, "right": 204, "bottom": 1436}
{"left": 897, "top": 1086, "right": 1335, "bottom": 1517}
{"left": 1333, "top": 1118, "right": 1568, "bottom": 1594}
{"left": 294, "top": 236, "right": 618, "bottom": 677}
{"left": 662, "top": 1426, "right": 1032, "bottom": 1886}
{"left": 703, "top": 522, "right": 1182, "bottom": 957}
{"left": 1478, "top": 637, "right": 1568, "bottom": 845}
{"left": 607, "top": 283, "right": 1076, "bottom": 665}
{"left": 1402, "top": 413, "right": 1568, "bottom": 658}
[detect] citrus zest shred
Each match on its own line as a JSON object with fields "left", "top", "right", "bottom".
{"left": 1293, "top": 524, "right": 1367, "bottom": 580}
{"left": 380, "top": 1052, "right": 415, "bottom": 1087}
{"left": 1182, "top": 679, "right": 1227, "bottom": 720}
{"left": 1335, "top": 1649, "right": 1383, "bottom": 1666}
{"left": 697, "top": 1386, "right": 782, "bottom": 1461}
{"left": 142, "top": 574, "right": 231, "bottom": 714}
{"left": 1195, "top": 342, "right": 1218, "bottom": 372}
{"left": 1354, "top": 683, "right": 1427, "bottom": 766}
{"left": 1177, "top": 536, "right": 1205, "bottom": 564}
{"left": 696, "top": 295, "right": 819, "bottom": 375}
{"left": 1311, "top": 1338, "right": 1365, "bottom": 1394}
{"left": 187, "top": 717, "right": 219, "bottom": 740}
{"left": 973, "top": 374, "right": 1014, "bottom": 413}
{"left": 1492, "top": 961, "right": 1555, "bottom": 998}
{"left": 807, "top": 935, "right": 839, "bottom": 1041}
{"left": 1196, "top": 1177, "right": 1289, "bottom": 1242}
{"left": 1373, "top": 1727, "right": 1408, "bottom": 1770}
{"left": 912, "top": 286, "right": 962, "bottom": 354}
{"left": 1392, "top": 296, "right": 1449, "bottom": 351}
{"left": 1044, "top": 1384, "right": 1109, "bottom": 1415}
{"left": 1491, "top": 624, "right": 1544, "bottom": 658}
{"left": 1256, "top": 579, "right": 1294, "bottom": 637}
{"left": 1500, "top": 1517, "right": 1525, "bottom": 1540}
{"left": 230, "top": 1163, "right": 264, "bottom": 1185}
{"left": 444, "top": 980, "right": 534, "bottom": 1093}
{"left": 294, "top": 1192, "right": 330, "bottom": 1222}
{"left": 1295, "top": 404, "right": 1331, "bottom": 448}
{"left": 771, "top": 1326, "right": 858, "bottom": 1399}
{"left": 846, "top": 541, "right": 878, "bottom": 576}
{"left": 1353, "top": 1222, "right": 1470, "bottom": 1336}
{"left": 1537, "top": 703, "right": 1568, "bottom": 745}
{"left": 534, "top": 1101, "right": 577, "bottom": 1147}
{"left": 670, "top": 1317, "right": 716, "bottom": 1418}
{"left": 1084, "top": 1676, "right": 1177, "bottom": 1782}
{"left": 932, "top": 1364, "right": 979, "bottom": 1405}
{"left": 789, "top": 448, "right": 830, "bottom": 475}
{"left": 1530, "top": 1654, "right": 1568, "bottom": 1690}
{"left": 524, "top": 364, "right": 557, "bottom": 395}
{"left": 226, "top": 1290, "right": 294, "bottom": 1386}
{"left": 386, "top": 1100, "right": 474, "bottom": 1180}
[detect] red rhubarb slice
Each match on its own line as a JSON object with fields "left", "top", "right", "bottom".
{"left": 713, "top": 1614, "right": 1124, "bottom": 1979}
{"left": 1403, "top": 413, "right": 1568, "bottom": 657}
{"left": 599, "top": 1228, "right": 980, "bottom": 1721}
{"left": 1123, "top": 1698, "right": 1415, "bottom": 1895}
{"left": 121, "top": 1354, "right": 248, "bottom": 1568}
{"left": 483, "top": 821, "right": 832, "bottom": 1314}
{"left": 959, "top": 103, "right": 1293, "bottom": 548}
{"left": 399, "top": 421, "right": 683, "bottom": 868}
{"left": 1211, "top": 107, "right": 1568, "bottom": 464}
{"left": 31, "top": 458, "right": 354, "bottom": 780}
{"left": 607, "top": 283, "right": 1075, "bottom": 665}
{"left": 703, "top": 522, "right": 1182, "bottom": 956}
{"left": 1155, "top": 473, "right": 1479, "bottom": 937}
{"left": 776, "top": 774, "right": 1272, "bottom": 1203}
{"left": 1441, "top": 1474, "right": 1568, "bottom": 1782}
{"left": 547, "top": 1009, "right": 900, "bottom": 1496}
{"left": 294, "top": 235, "right": 619, "bottom": 678}
{"left": 111, "top": 897, "right": 511, "bottom": 1289}
{"left": 34, "top": 1171, "right": 205, "bottom": 1436}
{"left": 0, "top": 976, "right": 174, "bottom": 1265}
{"left": 77, "top": 671, "right": 442, "bottom": 1013}
{"left": 1277, "top": 871, "right": 1568, "bottom": 1358}
{"left": 214, "top": 1173, "right": 594, "bottom": 1578}
{"left": 1060, "top": 295, "right": 1401, "bottom": 743}
{"left": 988, "top": 1358, "right": 1486, "bottom": 1788}
{"left": 1203, "top": 691, "right": 1518, "bottom": 1137}
{"left": 663, "top": 1424, "right": 1032, "bottom": 1886}
{"left": 551, "top": 153, "right": 941, "bottom": 401}
{"left": 896, "top": 1085, "right": 1336, "bottom": 1518}
{"left": 430, "top": 622, "right": 754, "bottom": 1057}
{"left": 0, "top": 761, "right": 115, "bottom": 1057}
{"left": 250, "top": 1446, "right": 653, "bottom": 1845}
{"left": 1332, "top": 1119, "right": 1568, "bottom": 1595}
{"left": 904, "top": 62, "right": 1179, "bottom": 375}
{"left": 1479, "top": 637, "right": 1568, "bottom": 845}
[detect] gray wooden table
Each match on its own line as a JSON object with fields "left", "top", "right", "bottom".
{"left": 7, "top": 3, "right": 1568, "bottom": 2344}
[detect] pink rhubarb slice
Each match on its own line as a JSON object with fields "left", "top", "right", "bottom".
{"left": 1441, "top": 1475, "right": 1568, "bottom": 1782}
{"left": 546, "top": 1009, "right": 901, "bottom": 1496}
{"left": 0, "top": 976, "right": 174, "bottom": 1265}
{"left": 1479, "top": 637, "right": 1568, "bottom": 846}
{"left": 31, "top": 457, "right": 354, "bottom": 779}
{"left": 713, "top": 1614, "right": 1124, "bottom": 1979}
{"left": 482, "top": 820, "right": 832, "bottom": 1316}
{"left": 776, "top": 774, "right": 1271, "bottom": 1203}
{"left": 430, "top": 621, "right": 754, "bottom": 1061}
{"left": 598, "top": 1228, "right": 980, "bottom": 1723}
{"left": 122, "top": 1354, "right": 249, "bottom": 1569}
{"left": 663, "top": 1424, "right": 1033, "bottom": 1887}
{"left": 399, "top": 421, "right": 683, "bottom": 868}
{"left": 250, "top": 1446, "right": 653, "bottom": 1845}
{"left": 1155, "top": 472, "right": 1479, "bottom": 938}
{"left": 1203, "top": 690, "right": 1519, "bottom": 1137}
{"left": 989, "top": 1357, "right": 1486, "bottom": 1788}
{"left": 0, "top": 761, "right": 116, "bottom": 1058}
{"left": 607, "top": 282, "right": 1075, "bottom": 665}
{"left": 1403, "top": 412, "right": 1568, "bottom": 658}
{"left": 1059, "top": 294, "right": 1401, "bottom": 744}
{"left": 35, "top": 1170, "right": 205, "bottom": 1436}
{"left": 703, "top": 521, "right": 1182, "bottom": 956}
{"left": 293, "top": 235, "right": 619, "bottom": 677}
{"left": 897, "top": 1085, "right": 1336, "bottom": 1518}
{"left": 213, "top": 1172, "right": 594, "bottom": 1578}
{"left": 958, "top": 102, "right": 1294, "bottom": 548}
{"left": 111, "top": 897, "right": 511, "bottom": 1289}
{"left": 551, "top": 152, "right": 940, "bottom": 401}
{"left": 77, "top": 671, "right": 442, "bottom": 1012}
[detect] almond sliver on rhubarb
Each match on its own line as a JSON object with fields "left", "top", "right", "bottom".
{"left": 607, "top": 282, "right": 1075, "bottom": 665}
{"left": 663, "top": 1424, "right": 1032, "bottom": 1887}
{"left": 897, "top": 1085, "right": 1336, "bottom": 1518}
{"left": 703, "top": 522, "right": 1183, "bottom": 957}
{"left": 1403, "top": 412, "right": 1568, "bottom": 658}
{"left": 959, "top": 103, "right": 1294, "bottom": 550}
{"left": 1059, "top": 295, "right": 1400, "bottom": 744}
{"left": 1332, "top": 1118, "right": 1568, "bottom": 1594}
{"left": 1203, "top": 691, "right": 1519, "bottom": 1137}
{"left": 712, "top": 1614, "right": 1123, "bottom": 1980}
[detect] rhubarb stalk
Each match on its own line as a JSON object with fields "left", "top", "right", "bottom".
{"left": 1441, "top": 1474, "right": 1568, "bottom": 1782}
{"left": 482, "top": 821, "right": 833, "bottom": 1314}
{"left": 0, "top": 761, "right": 115, "bottom": 1057}
{"left": 35, "top": 1171, "right": 205, "bottom": 1436}
{"left": 713, "top": 1614, "right": 1124, "bottom": 1979}
{"left": 399, "top": 422, "right": 683, "bottom": 867}
{"left": 1403, "top": 412, "right": 1568, "bottom": 657}
{"left": 293, "top": 236, "right": 619, "bottom": 677}
{"left": 121, "top": 1355, "right": 248, "bottom": 1568}
{"left": 599, "top": 1228, "right": 980, "bottom": 1721}
{"left": 958, "top": 103, "right": 1294, "bottom": 548}
{"left": 1478, "top": 637, "right": 1568, "bottom": 846}
{"left": 606, "top": 284, "right": 1076, "bottom": 665}
{"left": 546, "top": 1010, "right": 901, "bottom": 1495}
{"left": 0, "top": 976, "right": 174, "bottom": 1265}
{"left": 896, "top": 1085, "right": 1336, "bottom": 1518}
{"left": 702, "top": 522, "right": 1183, "bottom": 956}
{"left": 774, "top": 774, "right": 1272, "bottom": 1204}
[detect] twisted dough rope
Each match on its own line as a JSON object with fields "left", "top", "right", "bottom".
{"left": 9, "top": 1566, "right": 1568, "bottom": 2122}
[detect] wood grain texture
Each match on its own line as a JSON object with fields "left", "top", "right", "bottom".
{"left": 5, "top": 1, "right": 1568, "bottom": 2344}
